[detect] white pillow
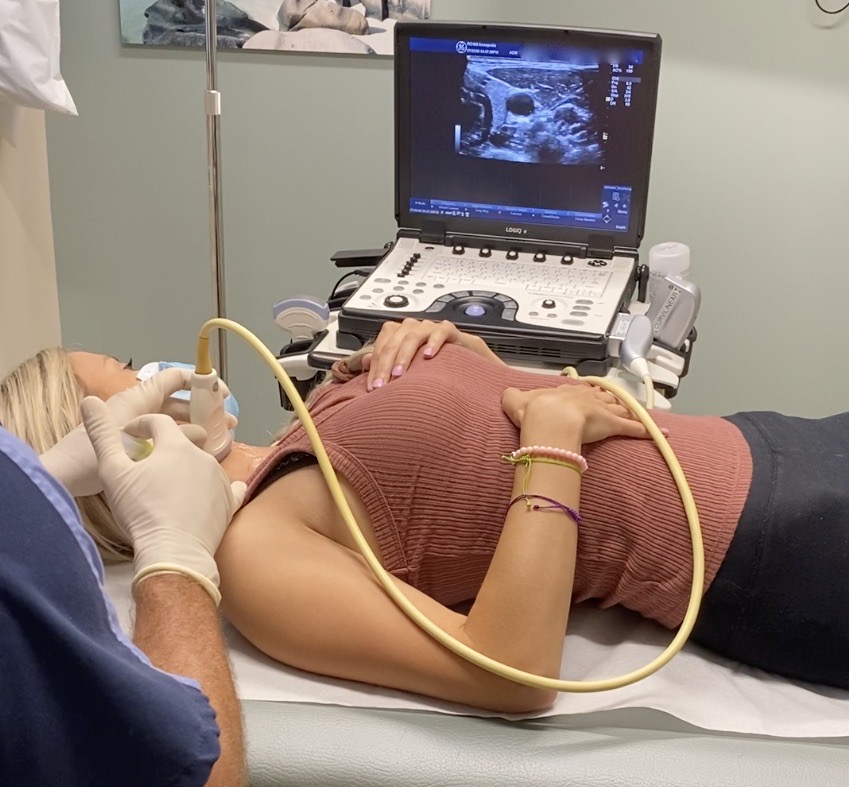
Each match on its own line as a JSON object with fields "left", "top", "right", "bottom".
{"left": 0, "top": 0, "right": 77, "bottom": 114}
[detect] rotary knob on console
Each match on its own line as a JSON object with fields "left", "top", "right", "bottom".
{"left": 542, "top": 299, "right": 556, "bottom": 309}
{"left": 398, "top": 257, "right": 416, "bottom": 277}
{"left": 384, "top": 294, "right": 409, "bottom": 308}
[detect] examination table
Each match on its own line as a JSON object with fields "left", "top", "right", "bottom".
{"left": 242, "top": 701, "right": 849, "bottom": 786}
{"left": 105, "top": 505, "right": 849, "bottom": 786}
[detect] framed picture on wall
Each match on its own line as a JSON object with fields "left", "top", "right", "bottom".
{"left": 119, "top": 1, "right": 432, "bottom": 56}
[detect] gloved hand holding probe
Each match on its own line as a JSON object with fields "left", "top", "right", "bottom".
{"left": 80, "top": 396, "right": 247, "bottom": 605}
{"left": 40, "top": 367, "right": 195, "bottom": 497}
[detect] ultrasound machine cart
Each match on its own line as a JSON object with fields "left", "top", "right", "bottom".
{"left": 277, "top": 21, "right": 694, "bottom": 405}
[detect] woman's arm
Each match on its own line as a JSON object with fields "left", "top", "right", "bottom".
{"left": 459, "top": 383, "right": 650, "bottom": 690}
{"left": 219, "top": 384, "right": 648, "bottom": 713}
{"left": 218, "top": 513, "right": 556, "bottom": 713}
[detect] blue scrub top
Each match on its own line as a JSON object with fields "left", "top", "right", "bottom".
{"left": 0, "top": 427, "right": 220, "bottom": 786}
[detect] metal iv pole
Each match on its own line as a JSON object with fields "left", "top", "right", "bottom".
{"left": 204, "top": 0, "right": 228, "bottom": 379}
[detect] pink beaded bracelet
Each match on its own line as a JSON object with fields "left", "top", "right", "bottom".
{"left": 509, "top": 445, "right": 588, "bottom": 474}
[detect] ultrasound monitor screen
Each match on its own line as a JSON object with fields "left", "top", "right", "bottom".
{"left": 395, "top": 23, "right": 662, "bottom": 249}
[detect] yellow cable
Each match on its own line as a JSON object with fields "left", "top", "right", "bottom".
{"left": 642, "top": 373, "right": 656, "bottom": 411}
{"left": 198, "top": 318, "right": 704, "bottom": 692}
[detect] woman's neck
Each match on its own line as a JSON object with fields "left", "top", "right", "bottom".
{"left": 220, "top": 442, "right": 275, "bottom": 485}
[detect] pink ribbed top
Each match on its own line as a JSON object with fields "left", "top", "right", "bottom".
{"left": 247, "top": 345, "right": 752, "bottom": 628}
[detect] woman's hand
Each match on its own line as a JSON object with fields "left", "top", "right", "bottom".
{"left": 501, "top": 383, "right": 651, "bottom": 445}
{"left": 364, "top": 318, "right": 503, "bottom": 391}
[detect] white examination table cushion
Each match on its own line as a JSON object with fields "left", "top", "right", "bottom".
{"left": 104, "top": 564, "right": 849, "bottom": 785}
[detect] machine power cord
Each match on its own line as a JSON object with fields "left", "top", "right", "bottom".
{"left": 196, "top": 318, "right": 705, "bottom": 692}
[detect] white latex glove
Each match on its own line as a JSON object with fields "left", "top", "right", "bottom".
{"left": 80, "top": 396, "right": 247, "bottom": 605}
{"left": 40, "top": 367, "right": 193, "bottom": 497}
{"left": 159, "top": 375, "right": 233, "bottom": 424}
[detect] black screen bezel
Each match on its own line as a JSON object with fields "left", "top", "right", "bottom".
{"left": 394, "top": 21, "right": 662, "bottom": 250}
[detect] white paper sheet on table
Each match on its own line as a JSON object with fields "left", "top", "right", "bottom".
{"left": 104, "top": 564, "right": 849, "bottom": 739}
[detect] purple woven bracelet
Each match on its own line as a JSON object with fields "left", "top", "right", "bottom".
{"left": 508, "top": 494, "right": 582, "bottom": 526}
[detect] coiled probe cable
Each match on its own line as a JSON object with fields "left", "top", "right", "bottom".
{"left": 195, "top": 317, "right": 704, "bottom": 692}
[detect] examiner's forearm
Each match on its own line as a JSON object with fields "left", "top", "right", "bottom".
{"left": 133, "top": 575, "right": 246, "bottom": 787}
{"left": 463, "top": 424, "right": 582, "bottom": 679}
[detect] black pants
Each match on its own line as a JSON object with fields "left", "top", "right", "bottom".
{"left": 692, "top": 411, "right": 849, "bottom": 689}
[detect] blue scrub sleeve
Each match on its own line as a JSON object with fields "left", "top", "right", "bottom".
{"left": 0, "top": 428, "right": 220, "bottom": 787}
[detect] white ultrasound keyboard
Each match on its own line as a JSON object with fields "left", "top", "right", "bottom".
{"left": 424, "top": 256, "right": 613, "bottom": 299}
{"left": 338, "top": 236, "right": 637, "bottom": 369}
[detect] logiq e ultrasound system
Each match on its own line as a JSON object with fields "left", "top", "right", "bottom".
{"left": 337, "top": 22, "right": 662, "bottom": 373}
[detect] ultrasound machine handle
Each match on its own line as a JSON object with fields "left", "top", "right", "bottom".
{"left": 331, "top": 246, "right": 393, "bottom": 268}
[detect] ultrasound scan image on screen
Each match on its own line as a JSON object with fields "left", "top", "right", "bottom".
{"left": 395, "top": 26, "right": 661, "bottom": 247}
{"left": 458, "top": 56, "right": 602, "bottom": 167}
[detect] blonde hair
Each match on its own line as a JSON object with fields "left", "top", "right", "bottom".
{"left": 0, "top": 348, "right": 131, "bottom": 561}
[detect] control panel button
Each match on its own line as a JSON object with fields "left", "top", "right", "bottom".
{"left": 533, "top": 252, "right": 546, "bottom": 262}
{"left": 542, "top": 299, "right": 556, "bottom": 309}
{"left": 561, "top": 256, "right": 574, "bottom": 265}
{"left": 506, "top": 249, "right": 519, "bottom": 260}
{"left": 384, "top": 294, "right": 409, "bottom": 308}
{"left": 479, "top": 247, "right": 492, "bottom": 258}
{"left": 452, "top": 244, "right": 465, "bottom": 255}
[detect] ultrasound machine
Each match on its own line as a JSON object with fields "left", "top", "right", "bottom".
{"left": 275, "top": 22, "right": 696, "bottom": 408}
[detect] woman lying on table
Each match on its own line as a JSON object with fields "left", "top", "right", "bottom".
{"left": 2, "top": 318, "right": 846, "bottom": 711}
